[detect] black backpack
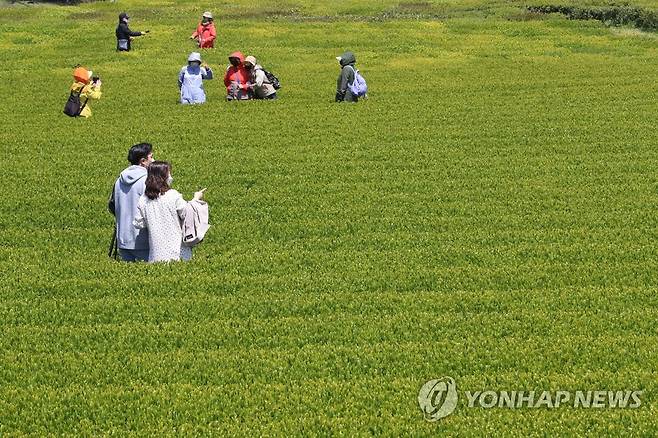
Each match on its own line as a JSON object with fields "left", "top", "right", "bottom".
{"left": 261, "top": 68, "right": 281, "bottom": 90}
{"left": 63, "top": 86, "right": 88, "bottom": 117}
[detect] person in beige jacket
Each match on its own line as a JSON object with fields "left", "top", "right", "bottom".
{"left": 243, "top": 55, "right": 277, "bottom": 100}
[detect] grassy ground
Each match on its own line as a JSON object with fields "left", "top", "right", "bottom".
{"left": 1, "top": 0, "right": 658, "bottom": 435}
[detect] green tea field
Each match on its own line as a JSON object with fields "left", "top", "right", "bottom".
{"left": 1, "top": 0, "right": 658, "bottom": 435}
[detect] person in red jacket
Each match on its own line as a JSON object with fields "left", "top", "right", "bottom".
{"left": 190, "top": 11, "right": 216, "bottom": 49}
{"left": 223, "top": 51, "right": 251, "bottom": 101}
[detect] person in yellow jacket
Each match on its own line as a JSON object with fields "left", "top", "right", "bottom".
{"left": 65, "top": 66, "right": 102, "bottom": 118}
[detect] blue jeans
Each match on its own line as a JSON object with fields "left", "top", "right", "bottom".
{"left": 119, "top": 248, "right": 149, "bottom": 262}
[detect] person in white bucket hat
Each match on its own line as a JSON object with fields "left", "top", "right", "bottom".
{"left": 243, "top": 55, "right": 278, "bottom": 100}
{"left": 178, "top": 52, "right": 214, "bottom": 104}
{"left": 191, "top": 11, "right": 217, "bottom": 49}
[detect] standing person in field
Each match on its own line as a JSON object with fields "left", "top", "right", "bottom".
{"left": 108, "top": 143, "right": 154, "bottom": 262}
{"left": 178, "top": 52, "right": 214, "bottom": 104}
{"left": 133, "top": 161, "right": 206, "bottom": 263}
{"left": 335, "top": 51, "right": 358, "bottom": 103}
{"left": 223, "top": 51, "right": 251, "bottom": 101}
{"left": 116, "top": 12, "right": 149, "bottom": 52}
{"left": 190, "top": 11, "right": 216, "bottom": 49}
{"left": 244, "top": 56, "right": 277, "bottom": 100}
{"left": 64, "top": 66, "right": 102, "bottom": 118}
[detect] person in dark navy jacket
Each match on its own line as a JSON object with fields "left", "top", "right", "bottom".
{"left": 116, "top": 12, "right": 148, "bottom": 52}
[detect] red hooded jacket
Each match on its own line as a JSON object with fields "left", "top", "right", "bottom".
{"left": 223, "top": 51, "right": 250, "bottom": 100}
{"left": 191, "top": 22, "right": 216, "bottom": 48}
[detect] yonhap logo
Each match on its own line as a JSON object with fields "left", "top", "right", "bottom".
{"left": 418, "top": 377, "right": 458, "bottom": 422}
{"left": 418, "top": 377, "right": 643, "bottom": 422}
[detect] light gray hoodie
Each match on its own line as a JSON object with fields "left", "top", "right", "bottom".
{"left": 113, "top": 165, "right": 149, "bottom": 250}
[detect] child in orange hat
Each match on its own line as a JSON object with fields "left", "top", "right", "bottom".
{"left": 64, "top": 66, "right": 102, "bottom": 118}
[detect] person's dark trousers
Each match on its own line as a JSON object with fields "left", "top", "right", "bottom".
{"left": 119, "top": 248, "right": 148, "bottom": 262}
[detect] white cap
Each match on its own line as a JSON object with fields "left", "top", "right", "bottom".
{"left": 244, "top": 55, "right": 257, "bottom": 66}
{"left": 202, "top": 11, "right": 213, "bottom": 19}
{"left": 188, "top": 52, "right": 202, "bottom": 63}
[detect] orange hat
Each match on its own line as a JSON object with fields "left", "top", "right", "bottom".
{"left": 73, "top": 67, "right": 91, "bottom": 84}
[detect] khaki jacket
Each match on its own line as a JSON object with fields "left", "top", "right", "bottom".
{"left": 252, "top": 66, "right": 276, "bottom": 98}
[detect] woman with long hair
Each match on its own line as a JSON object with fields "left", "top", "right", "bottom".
{"left": 133, "top": 161, "right": 205, "bottom": 262}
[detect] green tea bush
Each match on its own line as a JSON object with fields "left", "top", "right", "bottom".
{"left": 528, "top": 4, "right": 658, "bottom": 31}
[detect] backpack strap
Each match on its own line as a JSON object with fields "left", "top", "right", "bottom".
{"left": 108, "top": 223, "right": 118, "bottom": 259}
{"left": 78, "top": 85, "right": 90, "bottom": 115}
{"left": 347, "top": 65, "right": 358, "bottom": 83}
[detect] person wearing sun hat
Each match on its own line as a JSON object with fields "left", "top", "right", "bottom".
{"left": 243, "top": 55, "right": 277, "bottom": 100}
{"left": 178, "top": 52, "right": 214, "bottom": 104}
{"left": 191, "top": 11, "right": 217, "bottom": 49}
{"left": 116, "top": 12, "right": 149, "bottom": 52}
{"left": 66, "top": 66, "right": 102, "bottom": 118}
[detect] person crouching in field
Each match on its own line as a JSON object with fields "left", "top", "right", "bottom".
{"left": 336, "top": 51, "right": 358, "bottom": 103}
{"left": 190, "top": 11, "right": 216, "bottom": 49}
{"left": 108, "top": 143, "right": 154, "bottom": 262}
{"left": 63, "top": 66, "right": 102, "bottom": 118}
{"left": 224, "top": 51, "right": 251, "bottom": 101}
{"left": 244, "top": 56, "right": 277, "bottom": 100}
{"left": 179, "top": 52, "right": 213, "bottom": 104}
{"left": 116, "top": 12, "right": 149, "bottom": 52}
{"left": 133, "top": 161, "right": 206, "bottom": 263}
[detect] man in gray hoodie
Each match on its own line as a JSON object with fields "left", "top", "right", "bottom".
{"left": 335, "top": 51, "right": 357, "bottom": 103}
{"left": 108, "top": 143, "right": 154, "bottom": 261}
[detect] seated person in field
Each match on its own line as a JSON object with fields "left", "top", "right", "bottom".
{"left": 116, "top": 12, "right": 148, "bottom": 52}
{"left": 244, "top": 56, "right": 278, "bottom": 100}
{"left": 223, "top": 51, "right": 251, "bottom": 101}
{"left": 336, "top": 51, "right": 358, "bottom": 103}
{"left": 178, "top": 52, "right": 213, "bottom": 104}
{"left": 190, "top": 11, "right": 216, "bottom": 49}
{"left": 64, "top": 66, "right": 102, "bottom": 118}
